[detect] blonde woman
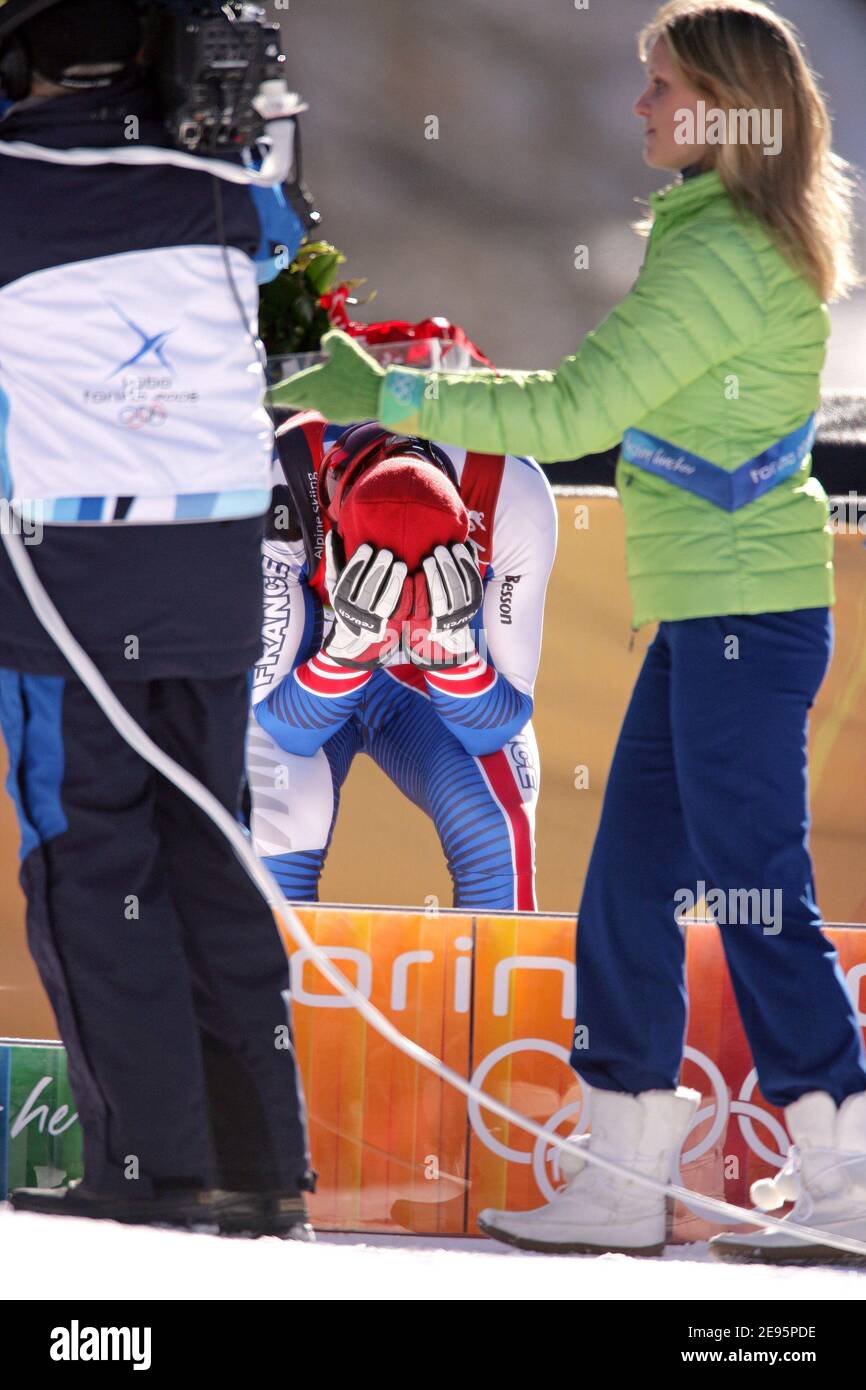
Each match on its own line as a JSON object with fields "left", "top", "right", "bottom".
{"left": 275, "top": 0, "right": 866, "bottom": 1263}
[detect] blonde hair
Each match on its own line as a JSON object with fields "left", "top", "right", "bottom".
{"left": 639, "top": 0, "right": 860, "bottom": 301}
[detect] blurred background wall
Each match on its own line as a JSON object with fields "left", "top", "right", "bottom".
{"left": 275, "top": 0, "right": 866, "bottom": 387}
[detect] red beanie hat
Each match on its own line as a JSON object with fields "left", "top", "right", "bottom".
{"left": 337, "top": 456, "right": 469, "bottom": 572}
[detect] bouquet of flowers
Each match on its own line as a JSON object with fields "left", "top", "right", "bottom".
{"left": 259, "top": 242, "right": 492, "bottom": 373}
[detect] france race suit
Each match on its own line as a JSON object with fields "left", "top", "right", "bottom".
{"left": 0, "top": 75, "right": 312, "bottom": 1202}
{"left": 247, "top": 415, "right": 558, "bottom": 911}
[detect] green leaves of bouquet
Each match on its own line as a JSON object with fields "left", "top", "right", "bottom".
{"left": 259, "top": 242, "right": 372, "bottom": 358}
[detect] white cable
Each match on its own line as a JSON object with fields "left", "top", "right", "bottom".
{"left": 4, "top": 523, "right": 866, "bottom": 1261}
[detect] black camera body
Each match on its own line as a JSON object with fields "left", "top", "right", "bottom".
{"left": 0, "top": 1, "right": 319, "bottom": 241}
{"left": 0, "top": 2, "right": 292, "bottom": 154}
{"left": 148, "top": 3, "right": 287, "bottom": 152}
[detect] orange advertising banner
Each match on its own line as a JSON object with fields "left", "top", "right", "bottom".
{"left": 285, "top": 907, "right": 866, "bottom": 1241}
{"left": 288, "top": 907, "right": 472, "bottom": 1232}
{"left": 2, "top": 906, "right": 864, "bottom": 1235}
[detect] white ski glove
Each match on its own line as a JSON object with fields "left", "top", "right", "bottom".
{"left": 322, "top": 530, "right": 410, "bottom": 669}
{"left": 406, "top": 541, "right": 484, "bottom": 669}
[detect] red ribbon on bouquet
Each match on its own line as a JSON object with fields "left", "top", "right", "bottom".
{"left": 319, "top": 287, "right": 494, "bottom": 367}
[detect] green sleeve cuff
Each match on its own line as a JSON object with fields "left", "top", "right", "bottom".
{"left": 379, "top": 366, "right": 427, "bottom": 433}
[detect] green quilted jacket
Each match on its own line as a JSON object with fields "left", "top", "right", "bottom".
{"left": 379, "top": 170, "right": 834, "bottom": 627}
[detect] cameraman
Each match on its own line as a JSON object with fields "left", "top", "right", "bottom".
{"left": 0, "top": 0, "right": 313, "bottom": 1236}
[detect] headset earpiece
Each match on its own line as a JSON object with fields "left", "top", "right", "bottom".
{"left": 0, "top": 35, "right": 32, "bottom": 103}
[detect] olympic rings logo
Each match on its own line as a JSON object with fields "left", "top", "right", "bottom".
{"left": 119, "top": 403, "right": 167, "bottom": 430}
{"left": 466, "top": 1038, "right": 789, "bottom": 1201}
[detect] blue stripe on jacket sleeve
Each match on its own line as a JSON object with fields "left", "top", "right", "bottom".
{"left": 0, "top": 671, "right": 67, "bottom": 859}
{"left": 249, "top": 184, "right": 305, "bottom": 283}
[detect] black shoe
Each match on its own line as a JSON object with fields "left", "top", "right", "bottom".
{"left": 9, "top": 1181, "right": 312, "bottom": 1239}
{"left": 218, "top": 1192, "right": 315, "bottom": 1241}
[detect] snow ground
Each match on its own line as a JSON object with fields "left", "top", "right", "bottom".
{"left": 2, "top": 1208, "right": 864, "bottom": 1301}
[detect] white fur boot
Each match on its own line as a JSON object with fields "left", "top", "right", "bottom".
{"left": 477, "top": 1086, "right": 700, "bottom": 1256}
{"left": 710, "top": 1090, "right": 866, "bottom": 1265}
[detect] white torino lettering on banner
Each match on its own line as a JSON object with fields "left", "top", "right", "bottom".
{"left": 290, "top": 947, "right": 574, "bottom": 1016}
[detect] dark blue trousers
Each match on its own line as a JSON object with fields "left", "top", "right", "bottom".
{"left": 571, "top": 609, "right": 866, "bottom": 1109}
{"left": 0, "top": 671, "right": 312, "bottom": 1198}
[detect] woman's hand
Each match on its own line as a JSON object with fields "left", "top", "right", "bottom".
{"left": 269, "top": 330, "right": 385, "bottom": 423}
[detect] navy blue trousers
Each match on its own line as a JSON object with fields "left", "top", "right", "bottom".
{"left": 0, "top": 671, "right": 311, "bottom": 1198}
{"left": 571, "top": 610, "right": 866, "bottom": 1109}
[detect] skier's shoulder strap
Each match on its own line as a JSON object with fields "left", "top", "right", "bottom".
{"left": 458, "top": 450, "right": 506, "bottom": 573}
{"left": 271, "top": 410, "right": 328, "bottom": 576}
